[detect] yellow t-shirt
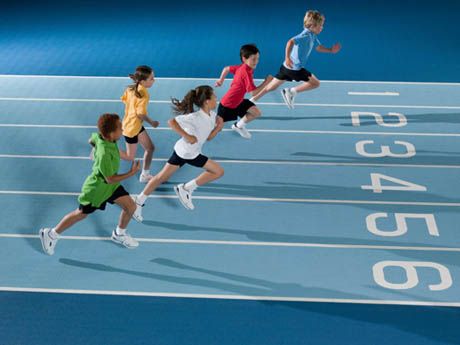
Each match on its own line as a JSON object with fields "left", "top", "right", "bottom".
{"left": 121, "top": 84, "right": 149, "bottom": 138}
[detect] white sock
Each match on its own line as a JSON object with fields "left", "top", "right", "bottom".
{"left": 115, "top": 226, "right": 126, "bottom": 236}
{"left": 136, "top": 192, "right": 148, "bottom": 205}
{"left": 236, "top": 118, "right": 247, "bottom": 128}
{"left": 290, "top": 87, "right": 297, "bottom": 95}
{"left": 142, "top": 169, "right": 150, "bottom": 176}
{"left": 184, "top": 179, "right": 198, "bottom": 192}
{"left": 49, "top": 228, "right": 59, "bottom": 240}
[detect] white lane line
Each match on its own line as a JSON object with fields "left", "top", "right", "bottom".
{"left": 2, "top": 233, "right": 460, "bottom": 252}
{"left": 1, "top": 74, "right": 460, "bottom": 86}
{"left": 1, "top": 154, "right": 460, "bottom": 169}
{"left": 1, "top": 190, "right": 459, "bottom": 207}
{"left": 0, "top": 97, "right": 459, "bottom": 109}
{"left": 348, "top": 92, "right": 400, "bottom": 96}
{"left": 0, "top": 286, "right": 458, "bottom": 307}
{"left": 1, "top": 123, "right": 460, "bottom": 137}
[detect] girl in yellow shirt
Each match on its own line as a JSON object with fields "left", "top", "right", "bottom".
{"left": 121, "top": 65, "right": 159, "bottom": 183}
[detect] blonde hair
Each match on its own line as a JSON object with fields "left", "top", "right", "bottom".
{"left": 304, "top": 10, "right": 325, "bottom": 29}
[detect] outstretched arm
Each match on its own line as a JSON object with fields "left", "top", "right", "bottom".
{"left": 207, "top": 116, "right": 224, "bottom": 141}
{"left": 105, "top": 161, "right": 140, "bottom": 184}
{"left": 215, "top": 66, "right": 230, "bottom": 87}
{"left": 137, "top": 114, "right": 159, "bottom": 128}
{"left": 168, "top": 118, "right": 198, "bottom": 144}
{"left": 251, "top": 75, "right": 274, "bottom": 96}
{"left": 316, "top": 43, "right": 341, "bottom": 53}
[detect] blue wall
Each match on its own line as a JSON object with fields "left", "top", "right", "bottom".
{"left": 1, "top": 0, "right": 459, "bottom": 81}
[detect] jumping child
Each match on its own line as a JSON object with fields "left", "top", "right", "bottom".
{"left": 250, "top": 10, "right": 341, "bottom": 108}
{"left": 215, "top": 44, "right": 273, "bottom": 139}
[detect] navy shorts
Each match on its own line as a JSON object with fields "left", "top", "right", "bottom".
{"left": 275, "top": 65, "right": 312, "bottom": 82}
{"left": 217, "top": 99, "right": 255, "bottom": 122}
{"left": 124, "top": 126, "right": 146, "bottom": 144}
{"left": 167, "top": 151, "right": 209, "bottom": 168}
{"left": 79, "top": 185, "right": 130, "bottom": 214}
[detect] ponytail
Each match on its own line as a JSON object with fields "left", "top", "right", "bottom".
{"left": 172, "top": 85, "right": 214, "bottom": 115}
{"left": 128, "top": 65, "right": 153, "bottom": 98}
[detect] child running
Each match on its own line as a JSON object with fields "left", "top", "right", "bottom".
{"left": 250, "top": 10, "right": 341, "bottom": 108}
{"left": 121, "top": 65, "right": 159, "bottom": 183}
{"left": 39, "top": 113, "right": 141, "bottom": 255}
{"left": 215, "top": 44, "right": 273, "bottom": 139}
{"left": 132, "top": 85, "right": 224, "bottom": 221}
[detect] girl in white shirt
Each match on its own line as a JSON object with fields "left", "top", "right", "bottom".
{"left": 133, "top": 85, "right": 224, "bottom": 221}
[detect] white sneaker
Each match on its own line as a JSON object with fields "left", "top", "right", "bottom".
{"left": 139, "top": 173, "right": 153, "bottom": 183}
{"left": 231, "top": 123, "right": 252, "bottom": 139}
{"left": 111, "top": 230, "right": 139, "bottom": 249}
{"left": 131, "top": 195, "right": 144, "bottom": 223}
{"left": 39, "top": 228, "right": 58, "bottom": 255}
{"left": 174, "top": 184, "right": 195, "bottom": 210}
{"left": 281, "top": 88, "right": 295, "bottom": 109}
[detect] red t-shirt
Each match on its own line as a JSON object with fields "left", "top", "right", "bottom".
{"left": 220, "top": 64, "right": 257, "bottom": 109}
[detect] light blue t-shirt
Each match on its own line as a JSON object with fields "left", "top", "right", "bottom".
{"left": 285, "top": 28, "right": 321, "bottom": 70}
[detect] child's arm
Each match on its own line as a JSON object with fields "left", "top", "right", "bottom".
{"left": 118, "top": 149, "right": 130, "bottom": 161}
{"left": 251, "top": 75, "right": 274, "bottom": 96}
{"left": 207, "top": 117, "right": 224, "bottom": 141}
{"left": 284, "top": 39, "right": 295, "bottom": 68}
{"left": 168, "top": 118, "right": 198, "bottom": 144}
{"left": 316, "top": 43, "right": 341, "bottom": 54}
{"left": 137, "top": 114, "right": 159, "bottom": 128}
{"left": 215, "top": 66, "right": 230, "bottom": 87}
{"left": 105, "top": 161, "right": 140, "bottom": 184}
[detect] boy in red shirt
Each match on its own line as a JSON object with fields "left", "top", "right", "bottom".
{"left": 215, "top": 44, "right": 273, "bottom": 139}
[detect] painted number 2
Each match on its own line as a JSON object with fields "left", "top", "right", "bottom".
{"left": 351, "top": 111, "right": 407, "bottom": 127}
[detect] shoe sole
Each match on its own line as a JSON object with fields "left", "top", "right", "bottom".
{"left": 231, "top": 125, "right": 251, "bottom": 139}
{"left": 281, "top": 90, "right": 293, "bottom": 109}
{"left": 174, "top": 185, "right": 194, "bottom": 210}
{"left": 130, "top": 196, "right": 144, "bottom": 223}
{"left": 132, "top": 214, "right": 143, "bottom": 223}
{"left": 111, "top": 235, "right": 138, "bottom": 249}
{"left": 39, "top": 229, "right": 53, "bottom": 255}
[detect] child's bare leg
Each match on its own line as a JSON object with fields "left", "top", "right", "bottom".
{"left": 54, "top": 209, "right": 88, "bottom": 234}
{"left": 114, "top": 195, "right": 136, "bottom": 229}
{"left": 240, "top": 106, "right": 261, "bottom": 125}
{"left": 293, "top": 74, "right": 320, "bottom": 93}
{"left": 252, "top": 78, "right": 285, "bottom": 102}
{"left": 143, "top": 163, "right": 180, "bottom": 196}
{"left": 125, "top": 142, "right": 138, "bottom": 161}
{"left": 195, "top": 160, "right": 224, "bottom": 186}
{"left": 138, "top": 131, "right": 154, "bottom": 171}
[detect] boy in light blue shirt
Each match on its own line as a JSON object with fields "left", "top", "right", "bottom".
{"left": 251, "top": 10, "right": 341, "bottom": 109}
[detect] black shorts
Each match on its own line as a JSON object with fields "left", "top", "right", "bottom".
{"left": 275, "top": 65, "right": 312, "bottom": 82}
{"left": 167, "top": 151, "right": 209, "bottom": 168}
{"left": 79, "top": 185, "right": 130, "bottom": 214}
{"left": 124, "top": 126, "right": 146, "bottom": 144}
{"left": 217, "top": 99, "right": 255, "bottom": 122}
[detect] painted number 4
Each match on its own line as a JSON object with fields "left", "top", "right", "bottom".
{"left": 362, "top": 173, "right": 427, "bottom": 193}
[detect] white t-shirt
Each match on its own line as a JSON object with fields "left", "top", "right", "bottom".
{"left": 173, "top": 109, "right": 217, "bottom": 159}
